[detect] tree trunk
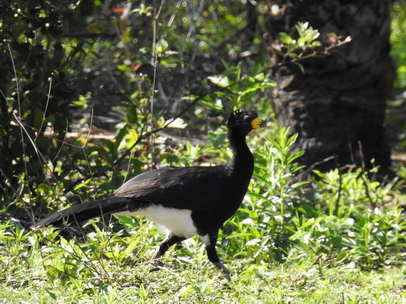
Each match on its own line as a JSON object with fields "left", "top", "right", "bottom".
{"left": 265, "top": 0, "right": 396, "bottom": 173}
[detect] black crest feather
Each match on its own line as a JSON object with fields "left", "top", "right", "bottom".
{"left": 227, "top": 108, "right": 258, "bottom": 127}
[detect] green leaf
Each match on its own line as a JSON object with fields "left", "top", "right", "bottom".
{"left": 156, "top": 39, "right": 169, "bottom": 53}
{"left": 36, "top": 183, "right": 49, "bottom": 194}
{"left": 279, "top": 32, "right": 293, "bottom": 44}
{"left": 287, "top": 150, "right": 305, "bottom": 164}
{"left": 117, "top": 65, "right": 131, "bottom": 72}
{"left": 254, "top": 72, "right": 265, "bottom": 81}
{"left": 207, "top": 75, "right": 230, "bottom": 88}
{"left": 286, "top": 133, "right": 298, "bottom": 146}
{"left": 298, "top": 36, "right": 312, "bottom": 45}
{"left": 73, "top": 178, "right": 91, "bottom": 191}
{"left": 45, "top": 288, "right": 57, "bottom": 300}
{"left": 166, "top": 117, "right": 187, "bottom": 129}
{"left": 114, "top": 124, "right": 128, "bottom": 150}
{"left": 208, "top": 131, "right": 227, "bottom": 148}
{"left": 336, "top": 251, "right": 348, "bottom": 262}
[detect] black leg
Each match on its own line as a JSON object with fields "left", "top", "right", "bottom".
{"left": 200, "top": 233, "right": 231, "bottom": 280}
{"left": 152, "top": 234, "right": 185, "bottom": 260}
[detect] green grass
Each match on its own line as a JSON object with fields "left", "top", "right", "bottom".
{"left": 0, "top": 227, "right": 404, "bottom": 304}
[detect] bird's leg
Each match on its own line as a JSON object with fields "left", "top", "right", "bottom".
{"left": 200, "top": 233, "right": 231, "bottom": 280}
{"left": 152, "top": 233, "right": 185, "bottom": 260}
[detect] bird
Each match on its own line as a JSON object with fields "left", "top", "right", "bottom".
{"left": 32, "top": 108, "right": 263, "bottom": 279}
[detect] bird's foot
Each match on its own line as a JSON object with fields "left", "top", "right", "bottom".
{"left": 213, "top": 262, "right": 231, "bottom": 281}
{"left": 148, "top": 257, "right": 165, "bottom": 272}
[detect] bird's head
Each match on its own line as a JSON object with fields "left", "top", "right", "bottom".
{"left": 226, "top": 108, "right": 263, "bottom": 135}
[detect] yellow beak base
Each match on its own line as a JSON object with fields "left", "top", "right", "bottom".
{"left": 251, "top": 117, "right": 262, "bottom": 129}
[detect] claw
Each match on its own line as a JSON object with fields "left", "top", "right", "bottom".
{"left": 214, "top": 262, "right": 231, "bottom": 281}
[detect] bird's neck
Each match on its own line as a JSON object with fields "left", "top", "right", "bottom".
{"left": 226, "top": 129, "right": 254, "bottom": 176}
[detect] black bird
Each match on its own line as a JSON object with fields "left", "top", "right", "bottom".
{"left": 32, "top": 108, "right": 262, "bottom": 278}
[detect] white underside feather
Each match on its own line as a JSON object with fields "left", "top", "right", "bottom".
{"left": 115, "top": 205, "right": 198, "bottom": 238}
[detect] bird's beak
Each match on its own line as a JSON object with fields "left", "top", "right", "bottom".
{"left": 251, "top": 118, "right": 262, "bottom": 129}
{"left": 251, "top": 118, "right": 267, "bottom": 129}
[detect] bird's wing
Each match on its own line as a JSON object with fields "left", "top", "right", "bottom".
{"left": 114, "top": 166, "right": 230, "bottom": 211}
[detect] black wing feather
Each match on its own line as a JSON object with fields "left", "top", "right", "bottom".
{"left": 114, "top": 166, "right": 231, "bottom": 211}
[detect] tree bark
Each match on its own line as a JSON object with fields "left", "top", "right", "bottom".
{"left": 265, "top": 0, "right": 396, "bottom": 173}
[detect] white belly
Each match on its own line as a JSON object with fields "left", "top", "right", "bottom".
{"left": 115, "top": 205, "right": 197, "bottom": 238}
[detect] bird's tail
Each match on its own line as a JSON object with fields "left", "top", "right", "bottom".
{"left": 31, "top": 196, "right": 136, "bottom": 229}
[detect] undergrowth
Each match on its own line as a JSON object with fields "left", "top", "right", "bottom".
{"left": 1, "top": 126, "right": 405, "bottom": 303}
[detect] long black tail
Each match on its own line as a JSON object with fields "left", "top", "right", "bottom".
{"left": 32, "top": 196, "right": 137, "bottom": 229}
